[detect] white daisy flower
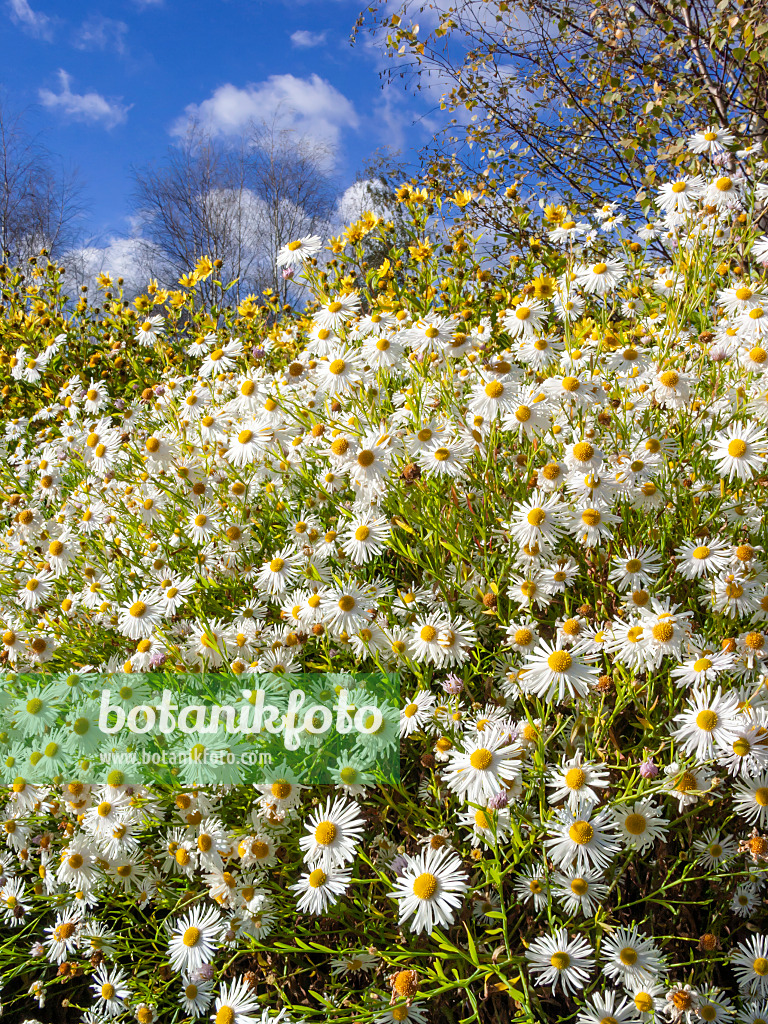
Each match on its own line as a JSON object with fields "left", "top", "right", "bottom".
{"left": 388, "top": 844, "right": 468, "bottom": 935}
{"left": 290, "top": 864, "right": 351, "bottom": 914}
{"left": 545, "top": 807, "right": 620, "bottom": 872}
{"left": 525, "top": 928, "right": 594, "bottom": 996}
{"left": 298, "top": 796, "right": 365, "bottom": 870}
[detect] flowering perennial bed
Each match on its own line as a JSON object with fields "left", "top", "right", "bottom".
{"left": 1, "top": 125, "right": 768, "bottom": 1022}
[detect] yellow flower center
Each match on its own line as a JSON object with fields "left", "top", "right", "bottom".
{"left": 568, "top": 821, "right": 594, "bottom": 844}
{"left": 548, "top": 651, "right": 572, "bottom": 673}
{"left": 413, "top": 872, "right": 438, "bottom": 899}
{"left": 470, "top": 748, "right": 493, "bottom": 770}
{"left": 652, "top": 622, "right": 674, "bottom": 642}
{"left": 314, "top": 821, "right": 337, "bottom": 845}
{"left": 728, "top": 439, "right": 748, "bottom": 457}
{"left": 572, "top": 441, "right": 594, "bottom": 462}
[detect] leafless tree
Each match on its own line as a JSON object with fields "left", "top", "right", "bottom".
{"left": 0, "top": 97, "right": 87, "bottom": 266}
{"left": 129, "top": 119, "right": 338, "bottom": 306}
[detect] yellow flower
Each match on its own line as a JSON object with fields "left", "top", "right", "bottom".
{"left": 408, "top": 238, "right": 433, "bottom": 262}
{"left": 194, "top": 256, "right": 214, "bottom": 281}
{"left": 531, "top": 275, "right": 556, "bottom": 300}
{"left": 452, "top": 189, "right": 473, "bottom": 208}
{"left": 96, "top": 273, "right": 113, "bottom": 289}
{"left": 329, "top": 236, "right": 345, "bottom": 254}
{"left": 178, "top": 273, "right": 196, "bottom": 288}
{"left": 237, "top": 296, "right": 259, "bottom": 321}
{"left": 543, "top": 203, "right": 567, "bottom": 224}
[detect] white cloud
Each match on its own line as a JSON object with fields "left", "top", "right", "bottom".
{"left": 72, "top": 15, "right": 128, "bottom": 55}
{"left": 171, "top": 74, "right": 359, "bottom": 160}
{"left": 38, "top": 70, "right": 131, "bottom": 129}
{"left": 6, "top": 0, "right": 52, "bottom": 39}
{"left": 63, "top": 236, "right": 155, "bottom": 298}
{"left": 334, "top": 179, "right": 394, "bottom": 227}
{"left": 290, "top": 29, "right": 327, "bottom": 48}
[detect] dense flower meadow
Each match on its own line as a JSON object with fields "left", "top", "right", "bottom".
{"left": 2, "top": 123, "right": 768, "bottom": 1023}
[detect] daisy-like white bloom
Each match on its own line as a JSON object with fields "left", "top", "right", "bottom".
{"left": 547, "top": 752, "right": 609, "bottom": 813}
{"left": 655, "top": 174, "right": 705, "bottom": 214}
{"left": 17, "top": 568, "right": 54, "bottom": 610}
{"left": 551, "top": 868, "right": 608, "bottom": 917}
{"left": 389, "top": 844, "right": 468, "bottom": 935}
{"left": 696, "top": 989, "right": 735, "bottom": 1023}
{"left": 709, "top": 421, "right": 767, "bottom": 480}
{"left": 468, "top": 373, "right": 520, "bottom": 421}
{"left": 134, "top": 314, "right": 165, "bottom": 347}
{"left": 564, "top": 504, "right": 621, "bottom": 548}
{"left": 504, "top": 617, "right": 539, "bottom": 654}
{"left": 626, "top": 981, "right": 667, "bottom": 1020}
{"left": 502, "top": 299, "right": 547, "bottom": 338}
{"left": 675, "top": 536, "right": 731, "bottom": 578}
{"left": 720, "top": 281, "right": 767, "bottom": 315}
{"left": 313, "top": 293, "right": 361, "bottom": 332}
{"left": 574, "top": 259, "right": 625, "bottom": 295}
{"left": 298, "top": 796, "right": 365, "bottom": 869}
{"left": 688, "top": 125, "right": 733, "bottom": 154}
{"left": 663, "top": 763, "right": 714, "bottom": 812}
{"left": 506, "top": 490, "right": 564, "bottom": 551}
{"left": 754, "top": 235, "right": 768, "bottom": 263}
{"left": 671, "top": 685, "right": 740, "bottom": 759}
{"left": 255, "top": 547, "right": 301, "bottom": 596}
{"left": 733, "top": 934, "right": 768, "bottom": 995}
{"left": 316, "top": 350, "right": 364, "bottom": 397}
{"left": 290, "top": 864, "right": 351, "bottom": 914}
{"left": 188, "top": 506, "right": 221, "bottom": 545}
{"left": 91, "top": 962, "right": 131, "bottom": 1017}
{"left": 741, "top": 305, "right": 768, "bottom": 346}
{"left": 601, "top": 925, "right": 665, "bottom": 987}
{"left": 442, "top": 729, "right": 520, "bottom": 803}
{"left": 276, "top": 234, "right": 322, "bottom": 268}
{"left": 329, "top": 951, "right": 377, "bottom": 976}
{"left": 519, "top": 640, "right": 598, "bottom": 702}
{"left": 117, "top": 590, "right": 163, "bottom": 641}
{"left": 545, "top": 807, "right": 621, "bottom": 873}
{"left": 608, "top": 546, "right": 661, "bottom": 592}
{"left": 733, "top": 883, "right": 760, "bottom": 918}
{"left": 612, "top": 798, "right": 669, "bottom": 853}
{"left": 180, "top": 976, "right": 214, "bottom": 1017}
{"left": 167, "top": 906, "right": 224, "bottom": 975}
{"left": 399, "top": 691, "right": 437, "bottom": 737}
{"left": 652, "top": 366, "right": 692, "bottom": 408}
{"left": 716, "top": 720, "right": 768, "bottom": 777}
{"left": 525, "top": 928, "right": 594, "bottom": 996}
{"left": 705, "top": 173, "right": 744, "bottom": 209}
{"left": 417, "top": 436, "right": 472, "bottom": 480}
{"left": 340, "top": 511, "right": 390, "bottom": 564}
{"left": 576, "top": 989, "right": 641, "bottom": 1024}
{"left": 225, "top": 422, "right": 272, "bottom": 468}
{"left": 511, "top": 865, "right": 548, "bottom": 909}
{"left": 734, "top": 774, "right": 768, "bottom": 827}
{"left": 198, "top": 337, "right": 243, "bottom": 377}
{"left": 210, "top": 977, "right": 263, "bottom": 1024}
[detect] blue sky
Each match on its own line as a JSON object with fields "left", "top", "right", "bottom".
{"left": 2, "top": 0, "right": 437, "bottom": 247}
